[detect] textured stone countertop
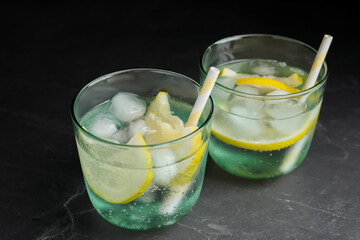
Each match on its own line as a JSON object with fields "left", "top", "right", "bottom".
{"left": 1, "top": 3, "right": 359, "bottom": 240}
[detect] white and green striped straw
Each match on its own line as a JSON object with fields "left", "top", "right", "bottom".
{"left": 185, "top": 67, "right": 220, "bottom": 127}
{"left": 303, "top": 34, "right": 333, "bottom": 90}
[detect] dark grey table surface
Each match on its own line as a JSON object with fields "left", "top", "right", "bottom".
{"left": 1, "top": 3, "right": 359, "bottom": 240}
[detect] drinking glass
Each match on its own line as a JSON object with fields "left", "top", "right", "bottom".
{"left": 71, "top": 69, "right": 213, "bottom": 229}
{"left": 200, "top": 34, "right": 328, "bottom": 179}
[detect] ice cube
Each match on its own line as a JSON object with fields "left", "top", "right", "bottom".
{"left": 265, "top": 97, "right": 307, "bottom": 135}
{"left": 266, "top": 89, "right": 290, "bottom": 96}
{"left": 228, "top": 95, "right": 265, "bottom": 119}
{"left": 229, "top": 105, "right": 248, "bottom": 116}
{"left": 88, "top": 117, "right": 118, "bottom": 139}
{"left": 234, "top": 84, "right": 261, "bottom": 95}
{"left": 268, "top": 115, "right": 305, "bottom": 135}
{"left": 218, "top": 76, "right": 236, "bottom": 89}
{"left": 251, "top": 61, "right": 276, "bottom": 75}
{"left": 226, "top": 110, "right": 263, "bottom": 137}
{"left": 245, "top": 100, "right": 265, "bottom": 117}
{"left": 264, "top": 89, "right": 292, "bottom": 108}
{"left": 151, "top": 148, "right": 178, "bottom": 186}
{"left": 212, "top": 88, "right": 230, "bottom": 108}
{"left": 265, "top": 99, "right": 306, "bottom": 119}
{"left": 111, "top": 128, "right": 130, "bottom": 144}
{"left": 109, "top": 92, "right": 147, "bottom": 122}
{"left": 212, "top": 88, "right": 228, "bottom": 109}
{"left": 128, "top": 119, "right": 147, "bottom": 138}
{"left": 211, "top": 77, "right": 237, "bottom": 108}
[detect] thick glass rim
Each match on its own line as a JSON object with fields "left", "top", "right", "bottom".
{"left": 199, "top": 33, "right": 329, "bottom": 100}
{"left": 71, "top": 68, "right": 214, "bottom": 148}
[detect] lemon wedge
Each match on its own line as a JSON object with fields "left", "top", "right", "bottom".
{"left": 236, "top": 77, "right": 300, "bottom": 93}
{"left": 220, "top": 68, "right": 239, "bottom": 77}
{"left": 281, "top": 73, "right": 303, "bottom": 88}
{"left": 169, "top": 125, "right": 206, "bottom": 186}
{"left": 144, "top": 112, "right": 183, "bottom": 144}
{"left": 170, "top": 143, "right": 207, "bottom": 186}
{"left": 147, "top": 91, "right": 184, "bottom": 130}
{"left": 144, "top": 91, "right": 206, "bottom": 185}
{"left": 80, "top": 132, "right": 153, "bottom": 204}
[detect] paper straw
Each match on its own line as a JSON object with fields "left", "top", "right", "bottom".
{"left": 302, "top": 34, "right": 333, "bottom": 90}
{"left": 185, "top": 67, "right": 220, "bottom": 127}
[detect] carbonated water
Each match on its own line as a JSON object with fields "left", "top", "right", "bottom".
{"left": 209, "top": 59, "right": 323, "bottom": 179}
{"left": 75, "top": 93, "right": 208, "bottom": 230}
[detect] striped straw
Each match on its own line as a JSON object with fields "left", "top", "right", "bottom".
{"left": 185, "top": 67, "right": 220, "bottom": 127}
{"left": 302, "top": 34, "right": 333, "bottom": 90}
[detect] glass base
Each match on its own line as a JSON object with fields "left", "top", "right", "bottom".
{"left": 209, "top": 134, "right": 312, "bottom": 179}
{"left": 85, "top": 179, "right": 203, "bottom": 230}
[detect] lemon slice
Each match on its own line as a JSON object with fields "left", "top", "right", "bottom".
{"left": 214, "top": 68, "right": 310, "bottom": 151}
{"left": 236, "top": 77, "right": 300, "bottom": 93}
{"left": 212, "top": 114, "right": 317, "bottom": 151}
{"left": 220, "top": 68, "right": 303, "bottom": 88}
{"left": 81, "top": 132, "right": 153, "bottom": 204}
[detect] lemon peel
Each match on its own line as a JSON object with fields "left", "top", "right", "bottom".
{"left": 220, "top": 68, "right": 303, "bottom": 88}
{"left": 236, "top": 77, "right": 300, "bottom": 93}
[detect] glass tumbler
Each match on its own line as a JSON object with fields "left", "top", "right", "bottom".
{"left": 71, "top": 69, "right": 213, "bottom": 230}
{"left": 200, "top": 34, "right": 328, "bottom": 179}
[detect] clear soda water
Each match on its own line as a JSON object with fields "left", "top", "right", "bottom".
{"left": 209, "top": 59, "right": 322, "bottom": 179}
{"left": 75, "top": 94, "right": 208, "bottom": 230}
